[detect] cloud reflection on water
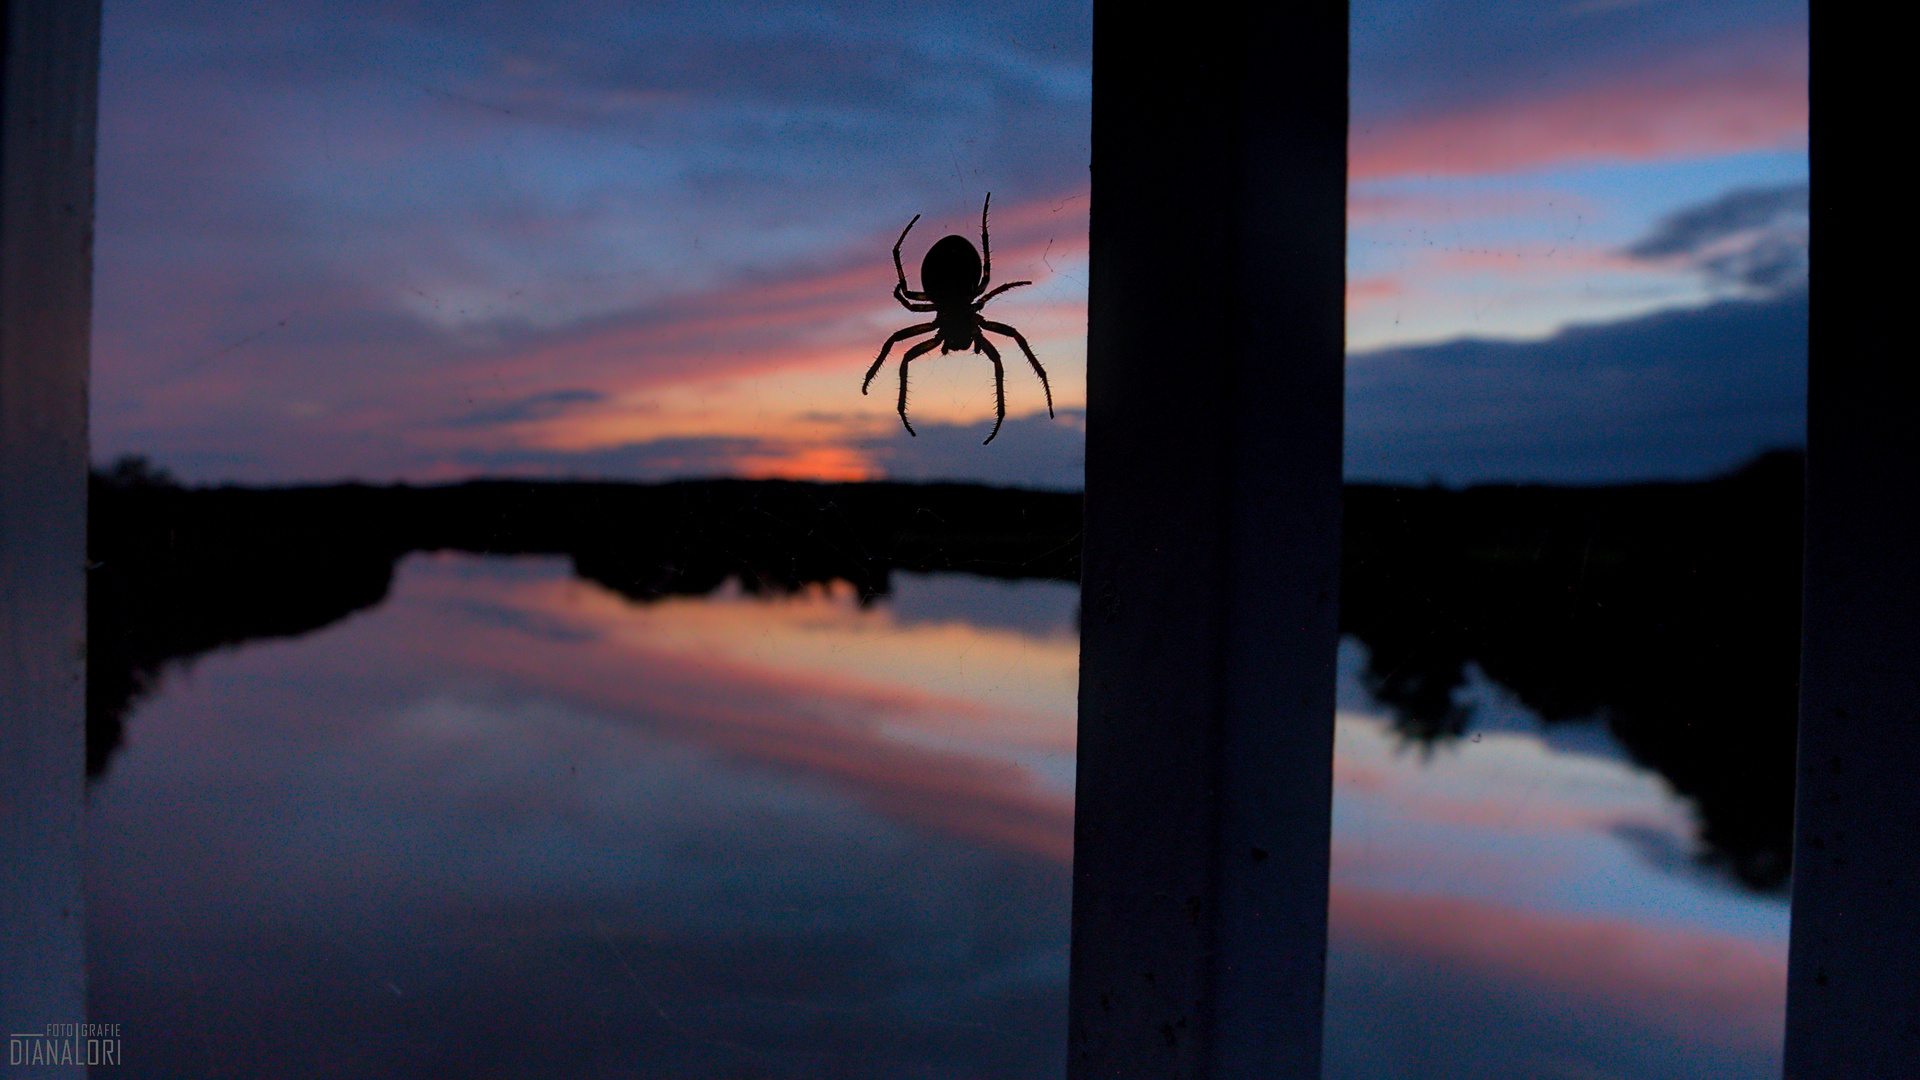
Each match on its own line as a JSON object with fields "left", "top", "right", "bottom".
{"left": 88, "top": 554, "right": 1782, "bottom": 1077}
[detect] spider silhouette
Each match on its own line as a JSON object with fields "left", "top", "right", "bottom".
{"left": 862, "top": 193, "right": 1054, "bottom": 445}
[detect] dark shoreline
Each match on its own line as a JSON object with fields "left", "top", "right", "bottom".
{"left": 89, "top": 453, "right": 1802, "bottom": 892}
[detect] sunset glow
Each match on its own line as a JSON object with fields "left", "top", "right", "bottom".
{"left": 95, "top": 0, "right": 1805, "bottom": 486}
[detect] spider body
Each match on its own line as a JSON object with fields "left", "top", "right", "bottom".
{"left": 920, "top": 234, "right": 983, "bottom": 302}
{"left": 863, "top": 193, "right": 1054, "bottom": 445}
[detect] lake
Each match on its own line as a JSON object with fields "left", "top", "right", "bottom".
{"left": 86, "top": 552, "right": 1786, "bottom": 1078}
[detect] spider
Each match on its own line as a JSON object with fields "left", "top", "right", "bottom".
{"left": 863, "top": 192, "right": 1054, "bottom": 445}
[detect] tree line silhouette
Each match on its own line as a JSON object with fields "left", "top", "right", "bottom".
{"left": 89, "top": 451, "right": 1801, "bottom": 892}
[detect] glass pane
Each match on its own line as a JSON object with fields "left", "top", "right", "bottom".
{"left": 88, "top": 0, "right": 1089, "bottom": 1074}
{"left": 88, "top": 0, "right": 1809, "bottom": 1074}
{"left": 1335, "top": 0, "right": 1807, "bottom": 1076}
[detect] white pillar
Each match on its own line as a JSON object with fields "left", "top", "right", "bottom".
{"left": 0, "top": 0, "right": 100, "bottom": 1071}
{"left": 1782, "top": 67, "right": 1920, "bottom": 1075}
{"left": 1067, "top": 2, "right": 1347, "bottom": 1075}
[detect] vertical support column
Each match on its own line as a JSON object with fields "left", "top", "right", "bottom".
{"left": 1067, "top": 3, "right": 1347, "bottom": 1077}
{"left": 1782, "top": 40, "right": 1919, "bottom": 1076}
{"left": 0, "top": 0, "right": 101, "bottom": 1066}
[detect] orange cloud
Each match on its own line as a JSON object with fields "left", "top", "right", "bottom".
{"left": 1352, "top": 31, "right": 1806, "bottom": 179}
{"left": 733, "top": 443, "right": 879, "bottom": 482}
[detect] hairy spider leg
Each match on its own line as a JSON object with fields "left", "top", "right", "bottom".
{"left": 975, "top": 280, "right": 1031, "bottom": 309}
{"left": 864, "top": 323, "right": 936, "bottom": 395}
{"left": 895, "top": 336, "right": 943, "bottom": 436}
{"left": 892, "top": 214, "right": 929, "bottom": 310}
{"left": 977, "top": 192, "right": 994, "bottom": 295}
{"left": 980, "top": 319, "right": 1055, "bottom": 418}
{"left": 977, "top": 334, "right": 1010, "bottom": 444}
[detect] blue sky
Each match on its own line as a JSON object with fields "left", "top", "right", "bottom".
{"left": 92, "top": 0, "right": 1807, "bottom": 486}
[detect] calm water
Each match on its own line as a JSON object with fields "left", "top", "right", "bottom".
{"left": 86, "top": 554, "right": 1785, "bottom": 1078}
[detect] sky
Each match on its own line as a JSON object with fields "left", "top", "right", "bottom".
{"left": 91, "top": 0, "right": 1809, "bottom": 488}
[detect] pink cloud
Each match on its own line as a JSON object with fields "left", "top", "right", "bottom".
{"left": 1424, "top": 244, "right": 1652, "bottom": 280}
{"left": 1347, "top": 275, "right": 1407, "bottom": 305}
{"left": 92, "top": 167, "right": 1092, "bottom": 481}
{"left": 1330, "top": 839, "right": 1577, "bottom": 896}
{"left": 413, "top": 193, "right": 1091, "bottom": 402}
{"left": 98, "top": 188, "right": 1089, "bottom": 482}
{"left": 1333, "top": 887, "right": 1785, "bottom": 1044}
{"left": 1352, "top": 30, "right": 1806, "bottom": 179}
{"left": 1348, "top": 189, "right": 1601, "bottom": 223}
{"left": 401, "top": 587, "right": 1078, "bottom": 862}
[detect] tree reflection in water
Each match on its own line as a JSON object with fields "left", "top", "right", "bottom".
{"left": 90, "top": 450, "right": 1801, "bottom": 891}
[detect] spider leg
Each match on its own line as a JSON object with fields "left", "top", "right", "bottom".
{"left": 892, "top": 215, "right": 929, "bottom": 307}
{"left": 893, "top": 282, "right": 934, "bottom": 312}
{"left": 977, "top": 192, "right": 994, "bottom": 293}
{"left": 895, "top": 336, "right": 942, "bottom": 437}
{"left": 864, "top": 323, "right": 937, "bottom": 395}
{"left": 975, "top": 334, "right": 1009, "bottom": 445}
{"left": 974, "top": 280, "right": 1031, "bottom": 309}
{"left": 980, "top": 319, "right": 1054, "bottom": 419}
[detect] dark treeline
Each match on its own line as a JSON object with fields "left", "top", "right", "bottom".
{"left": 89, "top": 452, "right": 1801, "bottom": 892}
{"left": 1343, "top": 449, "right": 1803, "bottom": 892}
{"left": 86, "top": 460, "right": 1082, "bottom": 780}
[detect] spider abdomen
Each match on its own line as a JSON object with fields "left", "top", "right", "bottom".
{"left": 920, "top": 234, "right": 983, "bottom": 301}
